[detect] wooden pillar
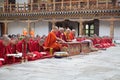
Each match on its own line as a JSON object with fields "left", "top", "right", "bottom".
{"left": 52, "top": 19, "right": 55, "bottom": 28}
{"left": 110, "top": 20, "right": 114, "bottom": 38}
{"left": 4, "top": 21, "right": 8, "bottom": 34}
{"left": 10, "top": 3, "right": 12, "bottom": 12}
{"left": 38, "top": 3, "right": 40, "bottom": 10}
{"left": 53, "top": 0, "right": 55, "bottom": 11}
{"left": 3, "top": 3, "right": 5, "bottom": 12}
{"left": 30, "top": 2, "right": 33, "bottom": 12}
{"left": 27, "top": 20, "right": 31, "bottom": 35}
{"left": 78, "top": 0, "right": 81, "bottom": 9}
{"left": 106, "top": 0, "right": 108, "bottom": 8}
{"left": 28, "top": 0, "right": 31, "bottom": 3}
{"left": 16, "top": 3, "right": 19, "bottom": 12}
{"left": 96, "top": 0, "right": 98, "bottom": 8}
{"left": 61, "top": 0, "right": 64, "bottom": 10}
{"left": 70, "top": 0, "right": 72, "bottom": 10}
{"left": 45, "top": 3, "right": 48, "bottom": 11}
{"left": 79, "top": 19, "right": 83, "bottom": 36}
{"left": 87, "top": 0, "right": 89, "bottom": 9}
{"left": 24, "top": 2, "right": 26, "bottom": 12}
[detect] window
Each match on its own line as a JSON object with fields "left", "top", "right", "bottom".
{"left": 84, "top": 24, "right": 95, "bottom": 36}
{"left": 83, "top": 19, "right": 99, "bottom": 36}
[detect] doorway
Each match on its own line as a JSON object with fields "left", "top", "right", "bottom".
{"left": 83, "top": 19, "right": 99, "bottom": 36}
{"left": 49, "top": 19, "right": 79, "bottom": 36}
{"left": 0, "top": 22, "right": 5, "bottom": 37}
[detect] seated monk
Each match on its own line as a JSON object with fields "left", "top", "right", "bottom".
{"left": 69, "top": 29, "right": 76, "bottom": 40}
{"left": 64, "top": 28, "right": 71, "bottom": 42}
{"left": 0, "top": 35, "right": 13, "bottom": 63}
{"left": 30, "top": 28, "right": 35, "bottom": 38}
{"left": 23, "top": 28, "right": 28, "bottom": 36}
{"left": 59, "top": 27, "right": 67, "bottom": 42}
{"left": 44, "top": 26, "right": 64, "bottom": 52}
{"left": 39, "top": 39, "right": 45, "bottom": 52}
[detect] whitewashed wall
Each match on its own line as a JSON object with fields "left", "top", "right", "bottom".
{"left": 8, "top": 21, "right": 49, "bottom": 36}
{"left": 99, "top": 20, "right": 110, "bottom": 37}
{"left": 8, "top": 22, "right": 27, "bottom": 35}
{"left": 33, "top": 21, "right": 49, "bottom": 36}
{"left": 114, "top": 21, "right": 120, "bottom": 40}
{"left": 99, "top": 20, "right": 120, "bottom": 39}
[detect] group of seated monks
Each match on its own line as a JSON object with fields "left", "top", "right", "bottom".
{"left": 76, "top": 34, "right": 115, "bottom": 49}
{"left": 0, "top": 26, "right": 115, "bottom": 66}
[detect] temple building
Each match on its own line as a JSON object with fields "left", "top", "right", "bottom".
{"left": 0, "top": 0, "right": 120, "bottom": 39}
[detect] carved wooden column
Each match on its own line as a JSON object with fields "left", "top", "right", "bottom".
{"left": 96, "top": 0, "right": 98, "bottom": 8}
{"left": 79, "top": 19, "right": 83, "bottom": 36}
{"left": 3, "top": 3, "right": 5, "bottom": 12}
{"left": 30, "top": 2, "right": 33, "bottom": 12}
{"left": 10, "top": 3, "right": 12, "bottom": 12}
{"left": 16, "top": 3, "right": 19, "bottom": 12}
{"left": 61, "top": 0, "right": 64, "bottom": 10}
{"left": 24, "top": 2, "right": 26, "bottom": 12}
{"left": 106, "top": 0, "right": 108, "bottom": 8}
{"left": 28, "top": 0, "right": 31, "bottom": 3}
{"left": 53, "top": 0, "right": 55, "bottom": 11}
{"left": 70, "top": 0, "right": 72, "bottom": 10}
{"left": 110, "top": 20, "right": 114, "bottom": 38}
{"left": 4, "top": 20, "right": 8, "bottom": 34}
{"left": 87, "top": 0, "right": 89, "bottom": 9}
{"left": 52, "top": 19, "right": 56, "bottom": 28}
{"left": 27, "top": 20, "right": 31, "bottom": 35}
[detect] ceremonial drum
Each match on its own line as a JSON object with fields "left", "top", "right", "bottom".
{"left": 54, "top": 52, "right": 69, "bottom": 58}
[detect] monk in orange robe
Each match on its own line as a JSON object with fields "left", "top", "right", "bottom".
{"left": 44, "top": 26, "right": 64, "bottom": 51}
{"left": 23, "top": 28, "right": 28, "bottom": 36}
{"left": 69, "top": 29, "right": 76, "bottom": 40}
{"left": 64, "top": 28, "right": 71, "bottom": 42}
{"left": 30, "top": 28, "right": 35, "bottom": 37}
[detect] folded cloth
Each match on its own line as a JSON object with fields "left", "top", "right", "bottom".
{"left": 6, "top": 54, "right": 16, "bottom": 56}
{"left": 15, "top": 53, "right": 22, "bottom": 58}
{"left": 7, "top": 53, "right": 22, "bottom": 58}
{"left": 0, "top": 58, "right": 4, "bottom": 61}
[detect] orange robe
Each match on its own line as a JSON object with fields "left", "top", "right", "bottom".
{"left": 44, "top": 31, "right": 61, "bottom": 51}
{"left": 64, "top": 32, "right": 71, "bottom": 41}
{"left": 23, "top": 30, "right": 28, "bottom": 36}
{"left": 30, "top": 30, "right": 35, "bottom": 37}
{"left": 69, "top": 32, "right": 75, "bottom": 40}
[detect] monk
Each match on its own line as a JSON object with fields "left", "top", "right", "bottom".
{"left": 59, "top": 27, "right": 67, "bottom": 42}
{"left": 56, "top": 27, "right": 61, "bottom": 38}
{"left": 0, "top": 35, "right": 13, "bottom": 63}
{"left": 44, "top": 26, "right": 64, "bottom": 51}
{"left": 69, "top": 29, "right": 76, "bottom": 40}
{"left": 30, "top": 28, "right": 35, "bottom": 37}
{"left": 23, "top": 28, "right": 28, "bottom": 36}
{"left": 64, "top": 28, "right": 71, "bottom": 42}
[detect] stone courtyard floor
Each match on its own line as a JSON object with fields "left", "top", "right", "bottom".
{"left": 0, "top": 46, "right": 120, "bottom": 80}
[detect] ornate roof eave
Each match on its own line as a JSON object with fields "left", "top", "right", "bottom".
{"left": 0, "top": 9, "right": 120, "bottom": 20}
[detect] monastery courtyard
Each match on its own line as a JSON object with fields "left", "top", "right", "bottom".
{"left": 0, "top": 46, "right": 120, "bottom": 80}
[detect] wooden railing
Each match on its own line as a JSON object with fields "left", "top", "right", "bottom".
{"left": 0, "top": 1, "right": 120, "bottom": 13}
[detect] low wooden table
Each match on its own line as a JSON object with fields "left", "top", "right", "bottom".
{"left": 61, "top": 42, "right": 81, "bottom": 56}
{"left": 81, "top": 41, "right": 91, "bottom": 54}
{"left": 61, "top": 41, "right": 91, "bottom": 56}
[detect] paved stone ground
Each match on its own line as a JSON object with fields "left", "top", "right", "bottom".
{"left": 0, "top": 46, "right": 120, "bottom": 80}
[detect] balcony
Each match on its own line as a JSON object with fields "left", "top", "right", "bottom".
{"left": 0, "top": 0, "right": 120, "bottom": 19}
